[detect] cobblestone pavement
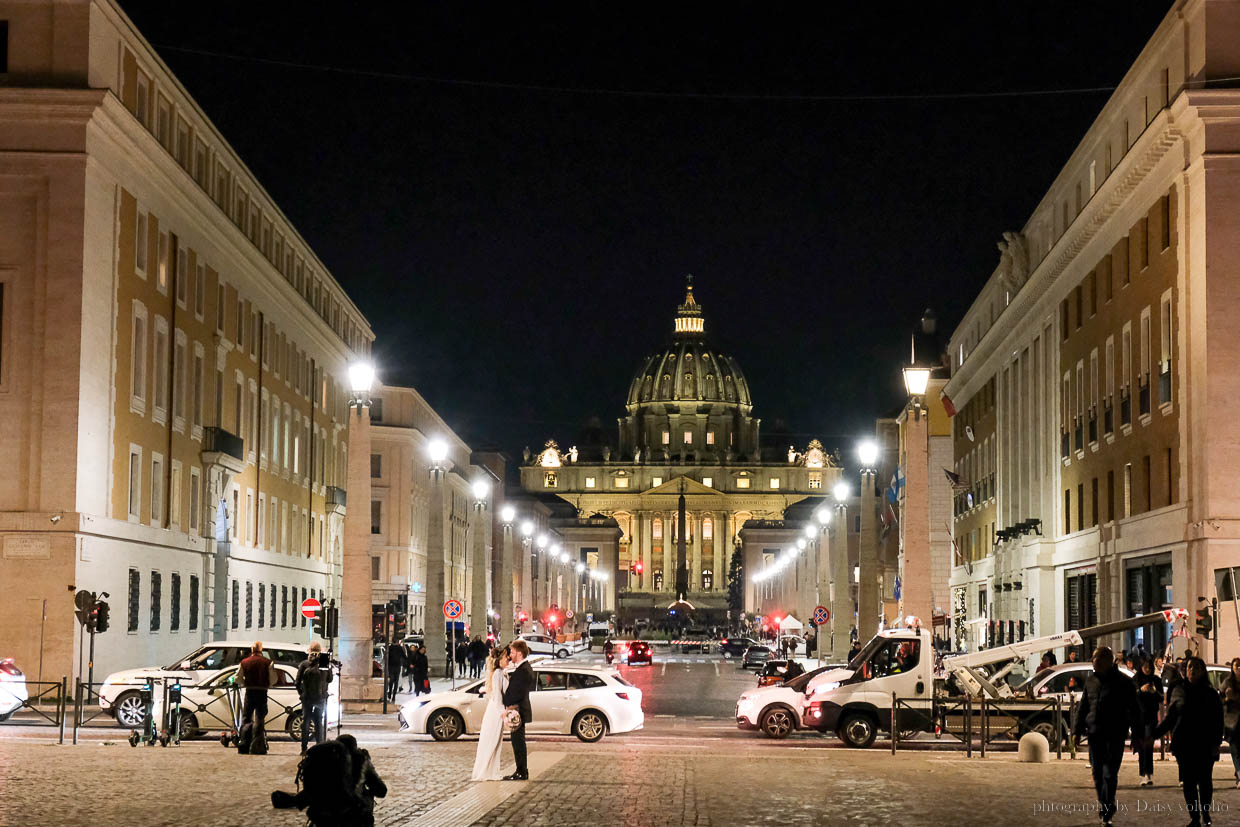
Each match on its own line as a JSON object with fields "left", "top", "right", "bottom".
{"left": 2, "top": 730, "right": 1238, "bottom": 826}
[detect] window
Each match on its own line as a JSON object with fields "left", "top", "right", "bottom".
{"left": 127, "top": 447, "right": 142, "bottom": 521}
{"left": 192, "top": 347, "right": 204, "bottom": 433}
{"left": 1159, "top": 292, "right": 1173, "bottom": 406}
{"left": 371, "top": 500, "right": 381, "bottom": 534}
{"left": 245, "top": 581, "right": 253, "bottom": 629}
{"left": 152, "top": 319, "right": 168, "bottom": 420}
{"left": 737, "top": 476, "right": 751, "bottom": 489}
{"left": 301, "top": 588, "right": 308, "bottom": 627}
{"left": 150, "top": 455, "right": 163, "bottom": 528}
{"left": 370, "top": 453, "right": 381, "bottom": 478}
{"left": 585, "top": 477, "right": 596, "bottom": 489}
{"left": 231, "top": 580, "right": 239, "bottom": 630}
{"left": 703, "top": 518, "right": 713, "bottom": 539}
{"left": 809, "top": 471, "right": 822, "bottom": 489}
{"left": 135, "top": 210, "right": 148, "bottom": 274}
{"left": 614, "top": 477, "right": 630, "bottom": 489}
{"left": 1160, "top": 195, "right": 1171, "bottom": 251}
{"left": 172, "top": 334, "right": 186, "bottom": 426}
{"left": 661, "top": 430, "right": 670, "bottom": 445}
{"left": 230, "top": 486, "right": 240, "bottom": 541}
{"left": 135, "top": 71, "right": 150, "bottom": 127}
{"left": 683, "top": 430, "right": 693, "bottom": 445}
{"left": 194, "top": 263, "right": 206, "bottom": 318}
{"left": 769, "top": 478, "right": 780, "bottom": 489}
{"left": 1107, "top": 471, "right": 1115, "bottom": 522}
{"left": 281, "top": 586, "right": 288, "bottom": 628}
{"left": 702, "top": 476, "right": 713, "bottom": 488}
{"left": 258, "top": 579, "right": 265, "bottom": 628}
{"left": 169, "top": 461, "right": 181, "bottom": 530}
{"left": 189, "top": 467, "right": 201, "bottom": 533}
{"left": 246, "top": 490, "right": 254, "bottom": 544}
{"left": 1091, "top": 478, "right": 1099, "bottom": 527}
{"left": 653, "top": 519, "right": 663, "bottom": 539}
{"left": 1064, "top": 489, "right": 1071, "bottom": 535}
{"left": 702, "top": 569, "right": 714, "bottom": 590}
{"left": 651, "top": 477, "right": 662, "bottom": 487}
{"left": 175, "top": 245, "right": 187, "bottom": 307}
{"left": 150, "top": 571, "right": 161, "bottom": 632}
{"left": 1137, "top": 217, "right": 1149, "bottom": 270}
{"left": 189, "top": 575, "right": 199, "bottom": 631}
{"left": 371, "top": 557, "right": 381, "bottom": 581}
{"left": 127, "top": 569, "right": 140, "bottom": 633}
{"left": 131, "top": 303, "right": 148, "bottom": 411}
{"left": 543, "top": 472, "right": 557, "bottom": 488}
{"left": 706, "top": 431, "right": 715, "bottom": 445}
{"left": 157, "top": 232, "right": 168, "bottom": 293}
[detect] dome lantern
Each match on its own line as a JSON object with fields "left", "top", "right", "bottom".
{"left": 673, "top": 274, "right": 705, "bottom": 337}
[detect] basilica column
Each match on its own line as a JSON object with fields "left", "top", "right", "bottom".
{"left": 690, "top": 513, "right": 702, "bottom": 595}
{"left": 714, "top": 511, "right": 726, "bottom": 592}
{"left": 640, "top": 513, "right": 652, "bottom": 592}
{"left": 662, "top": 511, "right": 673, "bottom": 592}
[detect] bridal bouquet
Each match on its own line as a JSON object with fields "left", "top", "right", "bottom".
{"left": 503, "top": 708, "right": 522, "bottom": 731}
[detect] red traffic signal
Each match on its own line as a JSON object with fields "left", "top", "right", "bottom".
{"left": 518, "top": 611, "right": 528, "bottom": 622}
{"left": 635, "top": 561, "right": 644, "bottom": 574}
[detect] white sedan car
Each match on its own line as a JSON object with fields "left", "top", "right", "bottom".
{"left": 176, "top": 663, "right": 340, "bottom": 741}
{"left": 736, "top": 664, "right": 833, "bottom": 738}
{"left": 0, "top": 658, "right": 29, "bottom": 722}
{"left": 397, "top": 662, "right": 642, "bottom": 743}
{"left": 517, "top": 634, "right": 574, "bottom": 659}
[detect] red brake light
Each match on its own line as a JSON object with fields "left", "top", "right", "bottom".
{"left": 721, "top": 638, "right": 728, "bottom": 644}
{"left": 616, "top": 692, "right": 629, "bottom": 700}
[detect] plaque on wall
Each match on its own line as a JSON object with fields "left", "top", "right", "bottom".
{"left": 3, "top": 535, "right": 51, "bottom": 559}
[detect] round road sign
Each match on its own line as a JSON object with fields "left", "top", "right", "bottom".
{"left": 565, "top": 610, "right": 574, "bottom": 619}
{"left": 813, "top": 605, "right": 830, "bottom": 626}
{"left": 443, "top": 599, "right": 464, "bottom": 619}
{"left": 301, "top": 597, "right": 322, "bottom": 619}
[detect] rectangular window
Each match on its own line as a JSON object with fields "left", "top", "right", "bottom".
{"left": 169, "top": 461, "right": 181, "bottom": 530}
{"left": 1143, "top": 455, "right": 1152, "bottom": 513}
{"left": 189, "top": 575, "right": 199, "bottom": 631}
{"left": 281, "top": 585, "right": 288, "bottom": 628}
{"left": 1159, "top": 292, "right": 1173, "bottom": 405}
{"left": 1074, "top": 285, "right": 1082, "bottom": 329}
{"left": 371, "top": 557, "right": 381, "bottom": 581}
{"left": 170, "top": 572, "right": 181, "bottom": 632}
{"left": 1121, "top": 324, "right": 1132, "bottom": 395}
{"left": 737, "top": 476, "right": 751, "bottom": 489}
{"left": 128, "top": 447, "right": 142, "bottom": 521}
{"left": 585, "top": 477, "right": 596, "bottom": 489}
{"left": 245, "top": 581, "right": 253, "bottom": 629}
{"left": 1060, "top": 299, "right": 1069, "bottom": 341}
{"left": 269, "top": 584, "right": 276, "bottom": 631}
{"left": 230, "top": 486, "right": 240, "bottom": 540}
{"left": 131, "top": 305, "right": 148, "bottom": 410}
{"left": 706, "top": 431, "right": 715, "bottom": 445}
{"left": 371, "top": 500, "right": 382, "bottom": 534}
{"left": 231, "top": 580, "right": 239, "bottom": 630}
{"left": 127, "top": 568, "right": 140, "bottom": 633}
{"left": 152, "top": 320, "right": 168, "bottom": 420}
{"left": 150, "top": 570, "right": 161, "bottom": 632}
{"left": 651, "top": 476, "right": 662, "bottom": 487}
{"left": 1064, "top": 489, "right": 1071, "bottom": 535}
{"left": 614, "top": 477, "right": 630, "bottom": 489}
{"left": 189, "top": 467, "right": 201, "bottom": 532}
{"left": 768, "top": 478, "right": 780, "bottom": 490}
{"left": 808, "top": 471, "right": 822, "bottom": 489}
{"left": 194, "top": 263, "right": 206, "bottom": 318}
{"left": 1077, "top": 484, "right": 1084, "bottom": 532}
{"left": 192, "top": 348, "right": 204, "bottom": 432}
{"left": 175, "top": 245, "right": 187, "bottom": 306}
{"left": 1160, "top": 195, "right": 1171, "bottom": 251}
{"left": 135, "top": 71, "right": 150, "bottom": 127}
{"left": 1087, "top": 272, "right": 1096, "bottom": 317}
{"left": 301, "top": 588, "right": 308, "bottom": 627}
{"left": 683, "top": 430, "right": 693, "bottom": 445}
{"left": 172, "top": 336, "right": 185, "bottom": 424}
{"left": 1091, "top": 478, "right": 1099, "bottom": 528}
{"left": 157, "top": 232, "right": 169, "bottom": 293}
{"left": 246, "top": 490, "right": 255, "bottom": 544}
{"left": 258, "top": 579, "right": 265, "bottom": 628}
{"left": 258, "top": 496, "right": 266, "bottom": 547}
{"left": 703, "top": 476, "right": 714, "bottom": 488}
{"left": 150, "top": 455, "right": 163, "bottom": 528}
{"left": 370, "top": 453, "right": 381, "bottom": 478}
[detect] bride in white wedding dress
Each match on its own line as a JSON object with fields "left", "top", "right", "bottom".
{"left": 471, "top": 646, "right": 509, "bottom": 781}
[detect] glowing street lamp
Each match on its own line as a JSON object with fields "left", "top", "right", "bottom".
{"left": 501, "top": 505, "right": 516, "bottom": 524}
{"left": 833, "top": 480, "right": 850, "bottom": 504}
{"left": 857, "top": 439, "right": 879, "bottom": 471}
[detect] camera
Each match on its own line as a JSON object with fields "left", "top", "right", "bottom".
{"left": 316, "top": 651, "right": 332, "bottom": 668}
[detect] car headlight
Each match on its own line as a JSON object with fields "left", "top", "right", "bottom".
{"left": 810, "top": 682, "right": 840, "bottom": 696}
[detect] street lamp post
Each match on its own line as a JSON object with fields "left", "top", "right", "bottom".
{"left": 857, "top": 439, "right": 881, "bottom": 644}
{"left": 518, "top": 520, "right": 534, "bottom": 635}
{"left": 425, "top": 438, "right": 451, "bottom": 679}
{"left": 499, "top": 505, "right": 515, "bottom": 642}
{"left": 340, "top": 362, "right": 379, "bottom": 703}
{"left": 830, "top": 480, "right": 852, "bottom": 662}
{"left": 900, "top": 359, "right": 933, "bottom": 628}
{"left": 469, "top": 479, "right": 491, "bottom": 644}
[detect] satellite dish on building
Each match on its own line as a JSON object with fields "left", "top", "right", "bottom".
{"left": 965, "top": 425, "right": 975, "bottom": 442}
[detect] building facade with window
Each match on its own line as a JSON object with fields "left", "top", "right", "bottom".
{"left": 944, "top": 0, "right": 1240, "bottom": 662}
{"left": 519, "top": 282, "right": 842, "bottom": 626}
{"left": 0, "top": 1, "right": 372, "bottom": 680}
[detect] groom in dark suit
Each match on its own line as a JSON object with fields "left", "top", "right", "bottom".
{"left": 502, "top": 639, "right": 534, "bottom": 781}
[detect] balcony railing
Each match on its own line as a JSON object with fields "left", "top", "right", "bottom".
{"left": 326, "top": 486, "right": 347, "bottom": 508}
{"left": 1159, "top": 363, "right": 1172, "bottom": 405}
{"left": 1103, "top": 401, "right": 1114, "bottom": 436}
{"left": 1120, "top": 388, "right": 1131, "bottom": 427}
{"left": 1138, "top": 374, "right": 1151, "bottom": 417}
{"left": 203, "top": 426, "right": 244, "bottom": 462}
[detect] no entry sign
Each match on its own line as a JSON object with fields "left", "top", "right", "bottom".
{"left": 443, "top": 599, "right": 464, "bottom": 619}
{"left": 813, "top": 605, "right": 830, "bottom": 626}
{"left": 301, "top": 597, "right": 322, "bottom": 619}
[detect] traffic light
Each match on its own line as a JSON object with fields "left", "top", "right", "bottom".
{"left": 1196, "top": 606, "right": 1213, "bottom": 637}
{"left": 324, "top": 605, "right": 339, "bottom": 639}
{"left": 518, "top": 611, "right": 528, "bottom": 622}
{"left": 635, "top": 561, "right": 644, "bottom": 574}
{"left": 94, "top": 600, "right": 110, "bottom": 633}
{"left": 312, "top": 610, "right": 326, "bottom": 638}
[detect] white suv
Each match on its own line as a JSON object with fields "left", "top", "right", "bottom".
{"left": 100, "top": 640, "right": 310, "bottom": 728}
{"left": 517, "top": 634, "right": 573, "bottom": 659}
{"left": 736, "top": 664, "right": 833, "bottom": 738}
{"left": 398, "top": 661, "right": 643, "bottom": 742}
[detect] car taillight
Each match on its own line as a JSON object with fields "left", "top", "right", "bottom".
{"left": 616, "top": 692, "right": 629, "bottom": 700}
{"left": 0, "top": 659, "right": 20, "bottom": 676}
{"left": 721, "top": 638, "right": 728, "bottom": 644}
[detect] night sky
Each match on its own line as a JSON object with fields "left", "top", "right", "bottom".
{"left": 116, "top": 1, "right": 1173, "bottom": 462}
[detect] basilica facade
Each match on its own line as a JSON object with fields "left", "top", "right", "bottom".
{"left": 519, "top": 281, "right": 841, "bottom": 625}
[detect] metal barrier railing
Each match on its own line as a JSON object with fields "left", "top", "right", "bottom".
{"left": 888, "top": 694, "right": 1065, "bottom": 759}
{"left": 0, "top": 677, "right": 68, "bottom": 743}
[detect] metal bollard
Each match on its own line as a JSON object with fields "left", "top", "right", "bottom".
{"left": 979, "top": 699, "right": 987, "bottom": 758}
{"left": 72, "top": 682, "right": 82, "bottom": 745}
{"left": 58, "top": 677, "right": 67, "bottom": 745}
{"left": 1054, "top": 698, "right": 1062, "bottom": 760}
{"left": 891, "top": 693, "right": 897, "bottom": 755}
{"left": 965, "top": 696, "right": 972, "bottom": 758}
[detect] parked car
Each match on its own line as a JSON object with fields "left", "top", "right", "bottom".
{"left": 0, "top": 658, "right": 29, "bottom": 722}
{"left": 99, "top": 640, "right": 310, "bottom": 728}
{"left": 517, "top": 634, "right": 573, "bottom": 659}
{"left": 741, "top": 645, "right": 774, "bottom": 669}
{"left": 737, "top": 665, "right": 834, "bottom": 738}
{"left": 1010, "top": 662, "right": 1136, "bottom": 743}
{"left": 625, "top": 641, "right": 653, "bottom": 665}
{"left": 719, "top": 637, "right": 758, "bottom": 658}
{"left": 397, "top": 662, "right": 643, "bottom": 743}
{"left": 176, "top": 662, "right": 340, "bottom": 740}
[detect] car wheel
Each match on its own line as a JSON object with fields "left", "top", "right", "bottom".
{"left": 573, "top": 710, "right": 607, "bottom": 743}
{"left": 178, "top": 711, "right": 200, "bottom": 739}
{"left": 556, "top": 648, "right": 570, "bottom": 659}
{"left": 286, "top": 710, "right": 305, "bottom": 742}
{"left": 0, "top": 710, "right": 12, "bottom": 723}
{"left": 428, "top": 709, "right": 465, "bottom": 742}
{"left": 113, "top": 691, "right": 146, "bottom": 728}
{"left": 1030, "top": 718, "right": 1063, "bottom": 745}
{"left": 759, "top": 707, "right": 795, "bottom": 739}
{"left": 837, "top": 712, "right": 877, "bottom": 749}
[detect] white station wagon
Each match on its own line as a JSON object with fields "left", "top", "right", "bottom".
{"left": 397, "top": 661, "right": 643, "bottom": 743}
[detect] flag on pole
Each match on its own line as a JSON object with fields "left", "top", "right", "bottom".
{"left": 893, "top": 575, "right": 902, "bottom": 600}
{"left": 944, "top": 469, "right": 970, "bottom": 492}
{"left": 940, "top": 393, "right": 958, "bottom": 417}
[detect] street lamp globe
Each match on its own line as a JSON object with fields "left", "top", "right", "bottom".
{"left": 560, "top": 553, "right": 570, "bottom": 564}
{"left": 536, "top": 534, "right": 548, "bottom": 549}
{"left": 471, "top": 479, "right": 491, "bottom": 501}
{"left": 501, "top": 505, "right": 516, "bottom": 523}
{"left": 520, "top": 520, "right": 534, "bottom": 538}
{"left": 902, "top": 365, "right": 932, "bottom": 397}
{"left": 815, "top": 507, "right": 831, "bottom": 525}
{"left": 427, "top": 438, "right": 449, "bottom": 464}
{"left": 803, "top": 523, "right": 817, "bottom": 539}
{"left": 857, "top": 439, "right": 879, "bottom": 468}
{"left": 833, "top": 480, "right": 850, "bottom": 503}
{"left": 576, "top": 563, "right": 586, "bottom": 574}
{"left": 796, "top": 538, "right": 807, "bottom": 551}
{"left": 347, "top": 361, "right": 376, "bottom": 395}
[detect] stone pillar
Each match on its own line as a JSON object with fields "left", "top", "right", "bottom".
{"left": 858, "top": 469, "right": 880, "bottom": 643}
{"left": 641, "top": 514, "right": 652, "bottom": 591}
{"left": 519, "top": 536, "right": 532, "bottom": 630}
{"left": 662, "top": 512, "right": 673, "bottom": 591}
{"left": 499, "top": 523, "right": 514, "bottom": 638}
{"left": 901, "top": 410, "right": 933, "bottom": 627}
{"left": 830, "top": 511, "right": 851, "bottom": 661}
{"left": 469, "top": 502, "right": 489, "bottom": 640}
{"left": 341, "top": 405, "right": 379, "bottom": 700}
{"left": 690, "top": 513, "right": 702, "bottom": 594}
{"left": 424, "top": 464, "right": 449, "bottom": 678}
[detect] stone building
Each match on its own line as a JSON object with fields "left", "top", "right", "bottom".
{"left": 945, "top": 0, "right": 1240, "bottom": 662}
{"left": 0, "top": 0, "right": 372, "bottom": 680}
{"left": 519, "top": 281, "right": 842, "bottom": 627}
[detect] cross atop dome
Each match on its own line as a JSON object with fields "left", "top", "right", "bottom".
{"left": 674, "top": 274, "right": 704, "bottom": 337}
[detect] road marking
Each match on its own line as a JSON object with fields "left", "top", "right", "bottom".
{"left": 661, "top": 663, "right": 666, "bottom": 676}
{"left": 409, "top": 751, "right": 566, "bottom": 827}
{"left": 714, "top": 662, "right": 720, "bottom": 676}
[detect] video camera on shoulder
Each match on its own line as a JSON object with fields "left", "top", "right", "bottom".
{"left": 316, "top": 651, "right": 332, "bottom": 668}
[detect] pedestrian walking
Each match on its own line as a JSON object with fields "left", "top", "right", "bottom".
{"left": 410, "top": 645, "right": 430, "bottom": 696}
{"left": 1153, "top": 657, "right": 1225, "bottom": 826}
{"left": 296, "top": 642, "right": 334, "bottom": 754}
{"left": 385, "top": 642, "right": 406, "bottom": 702}
{"left": 455, "top": 639, "right": 468, "bottom": 678}
{"left": 1073, "top": 646, "right": 1138, "bottom": 827}
{"left": 1223, "top": 657, "right": 1240, "bottom": 789}
{"left": 468, "top": 636, "right": 488, "bottom": 679}
{"left": 1133, "top": 657, "right": 1163, "bottom": 786}
{"left": 238, "top": 641, "right": 278, "bottom": 754}
{"left": 403, "top": 643, "right": 417, "bottom": 693}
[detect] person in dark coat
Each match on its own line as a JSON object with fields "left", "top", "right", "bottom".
{"left": 384, "top": 643, "right": 406, "bottom": 702}
{"left": 454, "top": 640, "right": 468, "bottom": 678}
{"left": 409, "top": 645, "right": 430, "bottom": 695}
{"left": 1223, "top": 657, "right": 1240, "bottom": 788}
{"left": 468, "top": 636, "right": 488, "bottom": 679}
{"left": 1153, "top": 657, "right": 1224, "bottom": 826}
{"left": 1073, "top": 646, "right": 1138, "bottom": 827}
{"left": 1133, "top": 657, "right": 1163, "bottom": 786}
{"left": 336, "top": 734, "right": 387, "bottom": 826}
{"left": 501, "top": 640, "right": 535, "bottom": 781}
